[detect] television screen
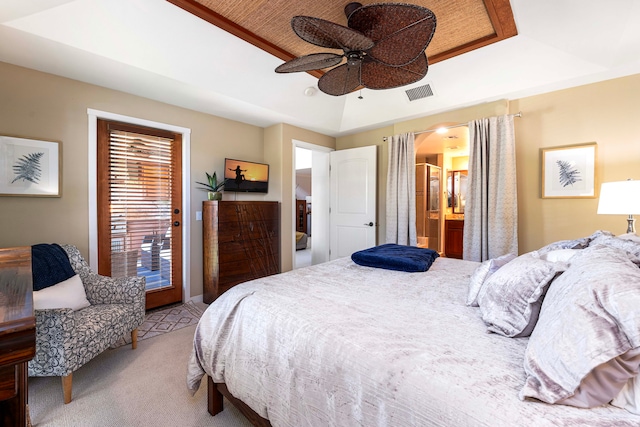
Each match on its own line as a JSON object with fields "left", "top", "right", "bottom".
{"left": 224, "top": 158, "right": 269, "bottom": 193}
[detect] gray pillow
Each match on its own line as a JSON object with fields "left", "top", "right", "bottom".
{"left": 589, "top": 235, "right": 640, "bottom": 265}
{"left": 520, "top": 245, "right": 640, "bottom": 406}
{"left": 466, "top": 253, "right": 516, "bottom": 307}
{"left": 477, "top": 251, "right": 566, "bottom": 338}
{"left": 537, "top": 230, "right": 614, "bottom": 256}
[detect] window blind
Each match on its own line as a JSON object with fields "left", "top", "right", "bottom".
{"left": 107, "top": 128, "right": 173, "bottom": 282}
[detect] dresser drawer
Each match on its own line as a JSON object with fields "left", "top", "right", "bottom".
{"left": 218, "top": 203, "right": 279, "bottom": 223}
{"left": 218, "top": 257, "right": 279, "bottom": 284}
{"left": 217, "top": 220, "right": 278, "bottom": 244}
{"left": 219, "top": 239, "right": 278, "bottom": 263}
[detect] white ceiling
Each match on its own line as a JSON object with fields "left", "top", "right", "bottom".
{"left": 1, "top": 0, "right": 640, "bottom": 138}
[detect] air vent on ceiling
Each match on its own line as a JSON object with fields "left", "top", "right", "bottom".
{"left": 405, "top": 84, "right": 434, "bottom": 101}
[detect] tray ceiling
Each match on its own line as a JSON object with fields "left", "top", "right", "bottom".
{"left": 168, "top": 0, "right": 517, "bottom": 78}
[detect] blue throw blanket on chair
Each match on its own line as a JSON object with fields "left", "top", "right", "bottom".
{"left": 351, "top": 243, "right": 440, "bottom": 272}
{"left": 32, "top": 243, "right": 76, "bottom": 291}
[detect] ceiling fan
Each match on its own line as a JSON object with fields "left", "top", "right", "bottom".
{"left": 275, "top": 2, "right": 437, "bottom": 96}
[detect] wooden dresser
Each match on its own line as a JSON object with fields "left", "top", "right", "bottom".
{"left": 203, "top": 201, "right": 280, "bottom": 303}
{"left": 0, "top": 247, "right": 36, "bottom": 427}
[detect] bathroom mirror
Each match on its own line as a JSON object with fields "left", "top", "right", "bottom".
{"left": 447, "top": 170, "right": 468, "bottom": 214}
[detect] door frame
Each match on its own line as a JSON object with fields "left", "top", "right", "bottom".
{"left": 87, "top": 108, "right": 192, "bottom": 302}
{"left": 292, "top": 140, "right": 333, "bottom": 267}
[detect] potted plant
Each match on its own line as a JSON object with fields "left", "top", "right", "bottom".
{"left": 197, "top": 172, "right": 226, "bottom": 201}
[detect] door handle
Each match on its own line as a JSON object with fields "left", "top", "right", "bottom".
{"left": 364, "top": 222, "right": 374, "bottom": 227}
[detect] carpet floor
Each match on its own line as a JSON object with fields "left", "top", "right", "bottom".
{"left": 112, "top": 301, "right": 204, "bottom": 348}
{"left": 28, "top": 306, "right": 252, "bottom": 427}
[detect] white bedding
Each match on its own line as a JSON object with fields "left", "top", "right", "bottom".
{"left": 187, "top": 256, "right": 639, "bottom": 426}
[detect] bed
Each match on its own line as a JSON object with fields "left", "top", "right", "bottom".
{"left": 187, "top": 232, "right": 640, "bottom": 426}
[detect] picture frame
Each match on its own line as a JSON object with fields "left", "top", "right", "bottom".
{"left": 0, "top": 135, "right": 61, "bottom": 197}
{"left": 541, "top": 142, "right": 597, "bottom": 199}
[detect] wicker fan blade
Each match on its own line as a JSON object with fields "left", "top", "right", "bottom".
{"left": 318, "top": 63, "right": 361, "bottom": 96}
{"left": 292, "top": 16, "right": 374, "bottom": 51}
{"left": 275, "top": 53, "right": 344, "bottom": 73}
{"left": 360, "top": 53, "right": 428, "bottom": 90}
{"left": 348, "top": 4, "right": 436, "bottom": 67}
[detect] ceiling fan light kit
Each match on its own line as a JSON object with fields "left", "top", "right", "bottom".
{"left": 275, "top": 2, "right": 437, "bottom": 96}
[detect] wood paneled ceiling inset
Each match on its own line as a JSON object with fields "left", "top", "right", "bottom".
{"left": 167, "top": 0, "right": 517, "bottom": 79}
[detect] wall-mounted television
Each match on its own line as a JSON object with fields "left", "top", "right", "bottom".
{"left": 223, "top": 158, "right": 269, "bottom": 193}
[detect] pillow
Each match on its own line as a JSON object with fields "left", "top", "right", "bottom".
{"left": 477, "top": 251, "right": 566, "bottom": 337}
{"left": 519, "top": 245, "right": 640, "bottom": 407}
{"left": 33, "top": 274, "right": 90, "bottom": 311}
{"left": 590, "top": 236, "right": 640, "bottom": 265}
{"left": 536, "top": 230, "right": 614, "bottom": 256}
{"left": 540, "top": 248, "right": 580, "bottom": 263}
{"left": 537, "top": 238, "right": 588, "bottom": 256}
{"left": 618, "top": 233, "right": 640, "bottom": 243}
{"left": 559, "top": 347, "right": 640, "bottom": 408}
{"left": 466, "top": 253, "right": 516, "bottom": 307}
{"left": 612, "top": 371, "right": 640, "bottom": 415}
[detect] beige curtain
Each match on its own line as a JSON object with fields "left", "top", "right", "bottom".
{"left": 386, "top": 132, "right": 417, "bottom": 246}
{"left": 463, "top": 115, "right": 518, "bottom": 261}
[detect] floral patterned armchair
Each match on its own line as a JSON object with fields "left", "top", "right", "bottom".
{"left": 28, "top": 244, "right": 146, "bottom": 403}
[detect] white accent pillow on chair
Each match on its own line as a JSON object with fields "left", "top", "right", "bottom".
{"left": 33, "top": 274, "right": 91, "bottom": 311}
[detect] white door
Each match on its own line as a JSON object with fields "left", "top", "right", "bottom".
{"left": 330, "top": 146, "right": 377, "bottom": 259}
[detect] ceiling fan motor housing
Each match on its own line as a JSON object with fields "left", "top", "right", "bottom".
{"left": 346, "top": 51, "right": 364, "bottom": 67}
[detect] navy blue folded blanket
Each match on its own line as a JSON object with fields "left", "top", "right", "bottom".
{"left": 32, "top": 243, "right": 76, "bottom": 291}
{"left": 351, "top": 243, "right": 440, "bottom": 272}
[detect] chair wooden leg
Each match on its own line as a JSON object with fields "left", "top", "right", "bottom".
{"left": 62, "top": 373, "right": 73, "bottom": 404}
{"left": 131, "top": 328, "right": 138, "bottom": 349}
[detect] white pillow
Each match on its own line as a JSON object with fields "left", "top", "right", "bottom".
{"left": 540, "top": 248, "right": 581, "bottom": 263}
{"left": 33, "top": 274, "right": 91, "bottom": 311}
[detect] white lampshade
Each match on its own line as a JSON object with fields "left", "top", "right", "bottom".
{"left": 597, "top": 180, "right": 640, "bottom": 214}
{"left": 597, "top": 180, "right": 640, "bottom": 234}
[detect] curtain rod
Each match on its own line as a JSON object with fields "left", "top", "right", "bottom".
{"left": 382, "top": 111, "right": 523, "bottom": 141}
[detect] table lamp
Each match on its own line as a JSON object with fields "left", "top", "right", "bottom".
{"left": 597, "top": 179, "right": 640, "bottom": 234}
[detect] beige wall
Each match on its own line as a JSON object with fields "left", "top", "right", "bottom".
{"left": 0, "top": 61, "right": 265, "bottom": 300}
{"left": 338, "top": 75, "right": 640, "bottom": 254}
{"left": 512, "top": 73, "right": 640, "bottom": 252}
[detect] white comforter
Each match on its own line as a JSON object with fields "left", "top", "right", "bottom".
{"left": 187, "top": 257, "right": 639, "bottom": 426}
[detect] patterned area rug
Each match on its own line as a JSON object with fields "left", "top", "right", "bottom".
{"left": 112, "top": 301, "right": 204, "bottom": 348}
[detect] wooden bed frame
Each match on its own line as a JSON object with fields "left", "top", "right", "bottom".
{"left": 208, "top": 377, "right": 271, "bottom": 427}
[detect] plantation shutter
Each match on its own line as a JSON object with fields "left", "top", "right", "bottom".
{"left": 97, "top": 120, "right": 177, "bottom": 284}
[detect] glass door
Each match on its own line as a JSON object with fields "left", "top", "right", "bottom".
{"left": 97, "top": 119, "right": 183, "bottom": 310}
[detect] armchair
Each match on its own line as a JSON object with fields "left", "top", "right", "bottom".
{"left": 28, "top": 244, "right": 146, "bottom": 403}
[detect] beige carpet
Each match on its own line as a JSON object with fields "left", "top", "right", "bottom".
{"left": 28, "top": 310, "right": 252, "bottom": 426}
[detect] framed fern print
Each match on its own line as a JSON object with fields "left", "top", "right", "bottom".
{"left": 541, "top": 142, "right": 596, "bottom": 199}
{"left": 0, "top": 136, "right": 60, "bottom": 197}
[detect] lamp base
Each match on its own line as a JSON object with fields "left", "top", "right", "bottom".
{"left": 627, "top": 215, "right": 636, "bottom": 234}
